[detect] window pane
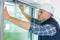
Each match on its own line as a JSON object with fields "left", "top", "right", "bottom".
{"left": 32, "top": 8, "right": 39, "bottom": 40}
{"left": 4, "top": 2, "right": 32, "bottom": 40}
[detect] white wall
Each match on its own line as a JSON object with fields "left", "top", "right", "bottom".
{"left": 51, "top": 0, "right": 60, "bottom": 25}
{"left": 36, "top": 0, "right": 51, "bottom": 4}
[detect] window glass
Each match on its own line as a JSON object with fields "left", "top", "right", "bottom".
{"left": 4, "top": 2, "right": 32, "bottom": 40}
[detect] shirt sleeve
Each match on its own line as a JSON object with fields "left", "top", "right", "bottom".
{"left": 29, "top": 18, "right": 57, "bottom": 36}
{"left": 31, "top": 17, "right": 41, "bottom": 25}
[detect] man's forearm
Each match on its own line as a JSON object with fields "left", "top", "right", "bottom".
{"left": 7, "top": 16, "right": 30, "bottom": 30}
{"left": 21, "top": 11, "right": 32, "bottom": 21}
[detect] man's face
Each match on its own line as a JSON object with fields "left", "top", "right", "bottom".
{"left": 38, "top": 9, "right": 51, "bottom": 21}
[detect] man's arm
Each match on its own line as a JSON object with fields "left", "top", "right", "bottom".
{"left": 7, "top": 16, "right": 30, "bottom": 30}
{"left": 29, "top": 23, "right": 56, "bottom": 36}
{"left": 19, "top": 5, "right": 32, "bottom": 21}
{"left": 4, "top": 7, "right": 30, "bottom": 30}
{"left": 29, "top": 18, "right": 57, "bottom": 36}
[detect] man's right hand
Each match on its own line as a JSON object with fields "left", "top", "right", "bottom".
{"left": 19, "top": 5, "right": 32, "bottom": 21}
{"left": 4, "top": 7, "right": 11, "bottom": 20}
{"left": 19, "top": 5, "right": 25, "bottom": 12}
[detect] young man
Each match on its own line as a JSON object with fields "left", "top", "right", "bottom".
{"left": 4, "top": 4, "right": 60, "bottom": 40}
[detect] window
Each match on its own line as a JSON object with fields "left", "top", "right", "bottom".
{"left": 32, "top": 8, "right": 39, "bottom": 40}
{"left": 4, "top": 2, "right": 32, "bottom": 40}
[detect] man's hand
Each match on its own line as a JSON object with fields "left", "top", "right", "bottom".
{"left": 19, "top": 5, "right": 32, "bottom": 21}
{"left": 19, "top": 5, "right": 24, "bottom": 12}
{"left": 4, "top": 7, "right": 11, "bottom": 20}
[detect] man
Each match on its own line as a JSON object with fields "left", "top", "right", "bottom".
{"left": 4, "top": 4, "right": 60, "bottom": 40}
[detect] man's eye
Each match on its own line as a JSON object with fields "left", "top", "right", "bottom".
{"left": 40, "top": 11, "right": 43, "bottom": 13}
